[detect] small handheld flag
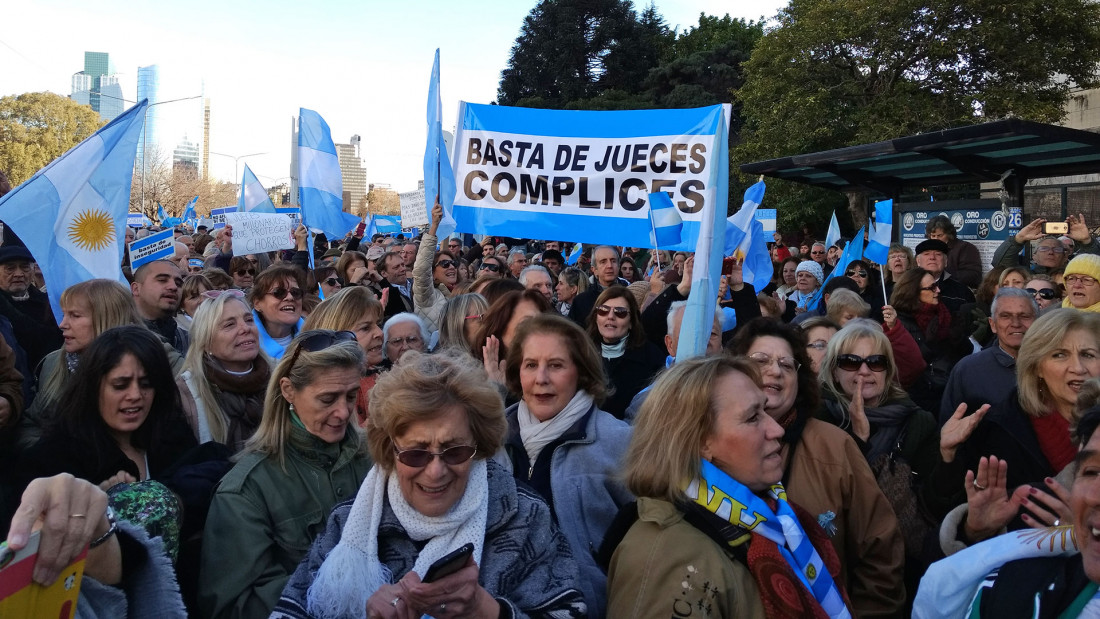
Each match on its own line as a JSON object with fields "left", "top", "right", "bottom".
{"left": 865, "top": 199, "right": 894, "bottom": 264}
{"left": 648, "top": 192, "right": 683, "bottom": 248}
{"left": 826, "top": 210, "right": 841, "bottom": 249}
{"left": 239, "top": 164, "right": 277, "bottom": 214}
{"left": 566, "top": 243, "right": 583, "bottom": 265}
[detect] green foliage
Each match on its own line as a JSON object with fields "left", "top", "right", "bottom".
{"left": 736, "top": 0, "right": 1100, "bottom": 231}
{"left": 0, "top": 92, "right": 105, "bottom": 186}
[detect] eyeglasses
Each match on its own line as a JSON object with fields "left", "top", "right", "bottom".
{"left": 1026, "top": 287, "right": 1057, "bottom": 300}
{"left": 806, "top": 340, "right": 828, "bottom": 351}
{"left": 920, "top": 283, "right": 940, "bottom": 292}
{"left": 201, "top": 289, "right": 246, "bottom": 300}
{"left": 235, "top": 268, "right": 257, "bottom": 277}
{"left": 845, "top": 270, "right": 868, "bottom": 278}
{"left": 388, "top": 335, "right": 423, "bottom": 348}
{"left": 435, "top": 259, "right": 456, "bottom": 270}
{"left": 810, "top": 250, "right": 825, "bottom": 255}
{"left": 323, "top": 277, "right": 344, "bottom": 287}
{"left": 393, "top": 443, "right": 477, "bottom": 468}
{"left": 748, "top": 352, "right": 800, "bottom": 373}
{"left": 479, "top": 263, "right": 500, "bottom": 272}
{"left": 464, "top": 314, "right": 483, "bottom": 322}
{"left": 1065, "top": 274, "right": 1099, "bottom": 287}
{"left": 837, "top": 354, "right": 889, "bottom": 372}
{"left": 268, "top": 286, "right": 304, "bottom": 300}
{"left": 1036, "top": 246, "right": 1067, "bottom": 254}
{"left": 595, "top": 305, "right": 630, "bottom": 318}
{"left": 284, "top": 330, "right": 357, "bottom": 374}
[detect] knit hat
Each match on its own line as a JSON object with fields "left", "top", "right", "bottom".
{"left": 1065, "top": 253, "right": 1100, "bottom": 282}
{"left": 795, "top": 260, "right": 824, "bottom": 285}
{"left": 626, "top": 281, "right": 649, "bottom": 307}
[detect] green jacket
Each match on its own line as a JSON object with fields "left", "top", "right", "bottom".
{"left": 199, "top": 424, "right": 371, "bottom": 619}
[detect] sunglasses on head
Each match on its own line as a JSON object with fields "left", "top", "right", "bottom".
{"left": 323, "top": 277, "right": 344, "bottom": 287}
{"left": 285, "top": 330, "right": 357, "bottom": 374}
{"left": 393, "top": 443, "right": 477, "bottom": 468}
{"left": 846, "top": 270, "right": 868, "bottom": 278}
{"left": 268, "top": 286, "right": 304, "bottom": 300}
{"left": 837, "top": 354, "right": 889, "bottom": 372}
{"left": 236, "top": 268, "right": 257, "bottom": 276}
{"left": 596, "top": 305, "right": 630, "bottom": 318}
{"left": 436, "top": 259, "right": 456, "bottom": 269}
{"left": 479, "top": 263, "right": 500, "bottom": 272}
{"left": 1026, "top": 287, "right": 1057, "bottom": 300}
{"left": 201, "top": 289, "right": 246, "bottom": 300}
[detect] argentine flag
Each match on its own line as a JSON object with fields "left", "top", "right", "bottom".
{"left": 424, "top": 49, "right": 457, "bottom": 239}
{"left": 825, "top": 210, "right": 841, "bottom": 249}
{"left": 239, "top": 164, "right": 277, "bottom": 213}
{"left": 183, "top": 196, "right": 198, "bottom": 224}
{"left": 566, "top": 242, "right": 583, "bottom": 266}
{"left": 298, "top": 108, "right": 360, "bottom": 239}
{"left": 0, "top": 99, "right": 148, "bottom": 324}
{"left": 865, "top": 199, "right": 894, "bottom": 264}
{"left": 648, "top": 192, "right": 683, "bottom": 248}
{"left": 724, "top": 181, "right": 772, "bottom": 292}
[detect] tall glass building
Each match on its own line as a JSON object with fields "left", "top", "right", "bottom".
{"left": 136, "top": 65, "right": 161, "bottom": 173}
{"left": 70, "top": 51, "right": 124, "bottom": 122}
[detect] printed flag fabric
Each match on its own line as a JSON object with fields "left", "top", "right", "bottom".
{"left": 298, "top": 107, "right": 360, "bottom": 239}
{"left": 648, "top": 191, "right": 683, "bottom": 248}
{"left": 239, "top": 164, "right": 277, "bottom": 214}
{"left": 424, "top": 49, "right": 457, "bottom": 239}
{"left": 865, "top": 199, "right": 893, "bottom": 264}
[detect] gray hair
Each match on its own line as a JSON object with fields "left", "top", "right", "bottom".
{"left": 508, "top": 249, "right": 527, "bottom": 265}
{"left": 383, "top": 312, "right": 429, "bottom": 357}
{"left": 990, "top": 286, "right": 1039, "bottom": 317}
{"left": 666, "top": 300, "right": 689, "bottom": 335}
{"left": 518, "top": 265, "right": 551, "bottom": 286}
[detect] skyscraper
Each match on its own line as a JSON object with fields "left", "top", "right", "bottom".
{"left": 336, "top": 138, "right": 367, "bottom": 215}
{"left": 202, "top": 98, "right": 211, "bottom": 179}
{"left": 70, "top": 51, "right": 124, "bottom": 122}
{"left": 136, "top": 65, "right": 161, "bottom": 173}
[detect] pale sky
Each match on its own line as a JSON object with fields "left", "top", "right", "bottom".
{"left": 2, "top": 0, "right": 786, "bottom": 193}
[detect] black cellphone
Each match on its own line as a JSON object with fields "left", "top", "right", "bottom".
{"left": 422, "top": 543, "right": 474, "bottom": 583}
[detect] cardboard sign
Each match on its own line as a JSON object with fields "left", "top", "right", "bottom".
{"left": 128, "top": 228, "right": 175, "bottom": 268}
{"left": 224, "top": 212, "right": 294, "bottom": 254}
{"left": 211, "top": 206, "right": 238, "bottom": 229}
{"left": 127, "top": 212, "right": 144, "bottom": 228}
{"left": 400, "top": 189, "right": 428, "bottom": 229}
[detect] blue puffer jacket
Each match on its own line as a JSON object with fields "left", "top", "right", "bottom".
{"left": 498, "top": 401, "right": 634, "bottom": 618}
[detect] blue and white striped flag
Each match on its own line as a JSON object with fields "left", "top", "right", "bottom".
{"left": 0, "top": 99, "right": 148, "bottom": 323}
{"left": 648, "top": 191, "right": 683, "bottom": 247}
{"left": 183, "top": 196, "right": 198, "bottom": 222}
{"left": 298, "top": 108, "right": 361, "bottom": 239}
{"left": 724, "top": 181, "right": 771, "bottom": 293}
{"left": 865, "top": 199, "right": 893, "bottom": 264}
{"left": 825, "top": 210, "right": 841, "bottom": 249}
{"left": 239, "top": 164, "right": 277, "bottom": 214}
{"left": 565, "top": 243, "right": 583, "bottom": 265}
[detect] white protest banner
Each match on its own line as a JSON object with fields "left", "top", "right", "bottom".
{"left": 211, "top": 206, "right": 238, "bottom": 229}
{"left": 450, "top": 103, "right": 727, "bottom": 250}
{"left": 225, "top": 211, "right": 294, "bottom": 254}
{"left": 127, "top": 212, "right": 144, "bottom": 228}
{"left": 129, "top": 228, "right": 175, "bottom": 268}
{"left": 399, "top": 189, "right": 428, "bottom": 228}
{"left": 755, "top": 209, "right": 777, "bottom": 235}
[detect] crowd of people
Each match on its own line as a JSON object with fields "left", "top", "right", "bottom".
{"left": 3, "top": 191, "right": 1100, "bottom": 618}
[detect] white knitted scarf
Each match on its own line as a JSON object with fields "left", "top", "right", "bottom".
{"left": 305, "top": 459, "right": 489, "bottom": 618}
{"left": 518, "top": 390, "right": 593, "bottom": 464}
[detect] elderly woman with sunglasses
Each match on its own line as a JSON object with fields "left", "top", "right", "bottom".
{"left": 271, "top": 351, "right": 586, "bottom": 619}
{"left": 228, "top": 255, "right": 257, "bottom": 292}
{"left": 411, "top": 201, "right": 460, "bottom": 336}
{"left": 176, "top": 290, "right": 271, "bottom": 452}
{"left": 1024, "top": 274, "right": 1062, "bottom": 310}
{"left": 816, "top": 320, "right": 984, "bottom": 555}
{"left": 586, "top": 286, "right": 664, "bottom": 419}
{"left": 248, "top": 265, "right": 308, "bottom": 360}
{"left": 199, "top": 329, "right": 371, "bottom": 619}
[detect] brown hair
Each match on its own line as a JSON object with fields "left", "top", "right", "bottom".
{"left": 585, "top": 285, "right": 646, "bottom": 349}
{"left": 505, "top": 314, "right": 607, "bottom": 405}
{"left": 888, "top": 267, "right": 932, "bottom": 314}
{"left": 472, "top": 290, "right": 553, "bottom": 363}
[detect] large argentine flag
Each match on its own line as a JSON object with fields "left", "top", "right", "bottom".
{"left": 298, "top": 108, "right": 360, "bottom": 239}
{"left": 865, "top": 199, "right": 894, "bottom": 264}
{"left": 239, "top": 164, "right": 277, "bottom": 214}
{"left": 0, "top": 100, "right": 148, "bottom": 323}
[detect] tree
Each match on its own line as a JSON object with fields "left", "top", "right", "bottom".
{"left": 736, "top": 0, "right": 1100, "bottom": 232}
{"left": 497, "top": 0, "right": 665, "bottom": 108}
{"left": 0, "top": 92, "right": 105, "bottom": 186}
{"left": 129, "top": 145, "right": 237, "bottom": 220}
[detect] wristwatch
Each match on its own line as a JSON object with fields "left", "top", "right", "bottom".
{"left": 89, "top": 506, "right": 118, "bottom": 549}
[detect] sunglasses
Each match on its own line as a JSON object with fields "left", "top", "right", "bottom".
{"left": 285, "top": 330, "right": 357, "bottom": 374}
{"left": 1026, "top": 287, "right": 1057, "bottom": 300}
{"left": 479, "top": 263, "right": 500, "bottom": 272}
{"left": 837, "top": 354, "right": 889, "bottom": 372}
{"left": 845, "top": 270, "right": 868, "bottom": 278}
{"left": 435, "top": 259, "right": 456, "bottom": 269}
{"left": 201, "top": 289, "right": 246, "bottom": 300}
{"left": 596, "top": 305, "right": 630, "bottom": 318}
{"left": 235, "top": 268, "right": 257, "bottom": 276}
{"left": 393, "top": 443, "right": 477, "bottom": 468}
{"left": 323, "top": 277, "right": 344, "bottom": 287}
{"left": 268, "top": 286, "right": 304, "bottom": 300}
{"left": 920, "top": 284, "right": 940, "bottom": 292}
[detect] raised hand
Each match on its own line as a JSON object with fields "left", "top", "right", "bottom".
{"left": 1067, "top": 213, "right": 1093, "bottom": 244}
{"left": 1014, "top": 218, "right": 1046, "bottom": 243}
{"left": 1020, "top": 477, "right": 1073, "bottom": 529}
{"left": 940, "top": 403, "right": 990, "bottom": 463}
{"left": 849, "top": 376, "right": 870, "bottom": 441}
{"left": 963, "top": 456, "right": 1029, "bottom": 543}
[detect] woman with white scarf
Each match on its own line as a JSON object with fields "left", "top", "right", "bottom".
{"left": 271, "top": 350, "right": 586, "bottom": 619}
{"left": 499, "top": 313, "right": 634, "bottom": 617}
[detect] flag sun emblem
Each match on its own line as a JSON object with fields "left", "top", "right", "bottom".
{"left": 67, "top": 209, "right": 116, "bottom": 251}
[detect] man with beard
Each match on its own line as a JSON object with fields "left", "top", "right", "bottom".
{"left": 131, "top": 259, "right": 189, "bottom": 354}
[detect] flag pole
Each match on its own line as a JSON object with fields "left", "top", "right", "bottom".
{"left": 650, "top": 214, "right": 663, "bottom": 273}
